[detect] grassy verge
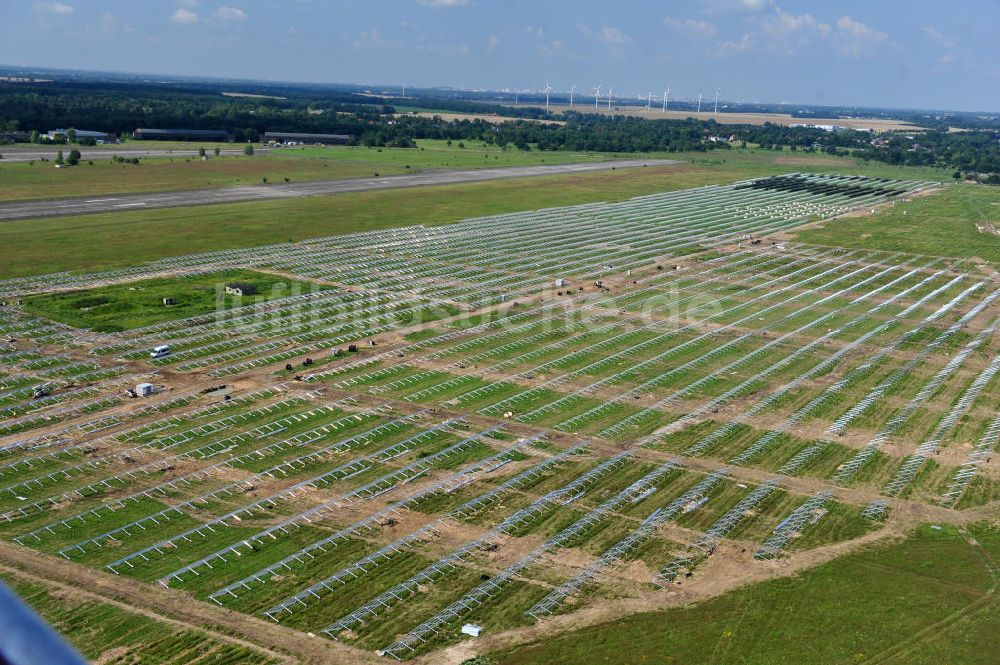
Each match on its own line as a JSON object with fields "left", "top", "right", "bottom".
{"left": 491, "top": 522, "right": 999, "bottom": 665}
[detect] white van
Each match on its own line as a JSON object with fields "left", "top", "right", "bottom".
{"left": 150, "top": 345, "right": 171, "bottom": 359}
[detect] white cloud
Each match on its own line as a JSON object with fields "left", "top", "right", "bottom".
{"left": 923, "top": 26, "right": 955, "bottom": 49}
{"left": 34, "top": 2, "right": 74, "bottom": 15}
{"left": 665, "top": 17, "right": 717, "bottom": 37}
{"left": 933, "top": 53, "right": 957, "bottom": 75}
{"left": 215, "top": 5, "right": 247, "bottom": 22}
{"left": 718, "top": 32, "right": 756, "bottom": 55}
{"left": 597, "top": 26, "right": 632, "bottom": 46}
{"left": 349, "top": 26, "right": 469, "bottom": 56}
{"left": 573, "top": 22, "right": 591, "bottom": 38}
{"left": 761, "top": 9, "right": 830, "bottom": 43}
{"left": 526, "top": 25, "right": 545, "bottom": 39}
{"left": 486, "top": 34, "right": 500, "bottom": 53}
{"left": 711, "top": 5, "right": 889, "bottom": 59}
{"left": 701, "top": 0, "right": 771, "bottom": 14}
{"left": 833, "top": 16, "right": 888, "bottom": 57}
{"left": 171, "top": 7, "right": 198, "bottom": 24}
{"left": 417, "top": 0, "right": 470, "bottom": 6}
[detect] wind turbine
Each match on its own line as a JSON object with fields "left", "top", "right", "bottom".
{"left": 663, "top": 86, "right": 670, "bottom": 112}
{"left": 401, "top": 83, "right": 405, "bottom": 99}
{"left": 607, "top": 87, "right": 613, "bottom": 110}
{"left": 647, "top": 91, "right": 652, "bottom": 110}
{"left": 544, "top": 82, "right": 553, "bottom": 111}
{"left": 570, "top": 84, "right": 577, "bottom": 107}
{"left": 697, "top": 92, "right": 703, "bottom": 113}
{"left": 593, "top": 84, "right": 601, "bottom": 109}
{"left": 714, "top": 87, "right": 720, "bottom": 115}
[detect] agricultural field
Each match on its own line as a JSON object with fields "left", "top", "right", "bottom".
{"left": 0, "top": 172, "right": 998, "bottom": 664}
{"left": 518, "top": 104, "right": 925, "bottom": 132}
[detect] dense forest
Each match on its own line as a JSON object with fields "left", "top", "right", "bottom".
{"left": 2, "top": 80, "right": 1000, "bottom": 180}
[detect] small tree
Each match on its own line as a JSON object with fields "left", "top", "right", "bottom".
{"left": 66, "top": 128, "right": 76, "bottom": 143}
{"left": 214, "top": 147, "right": 221, "bottom": 156}
{"left": 198, "top": 147, "right": 206, "bottom": 158}
{"left": 953, "top": 170, "right": 962, "bottom": 181}
{"left": 244, "top": 144, "right": 254, "bottom": 156}
{"left": 28, "top": 130, "right": 39, "bottom": 144}
{"left": 55, "top": 149, "right": 64, "bottom": 164}
{"left": 66, "top": 149, "right": 81, "bottom": 166}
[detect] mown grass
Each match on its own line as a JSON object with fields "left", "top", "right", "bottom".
{"left": 492, "top": 522, "right": 1000, "bottom": 665}
{"left": 795, "top": 183, "right": 1000, "bottom": 267}
{"left": 20, "top": 269, "right": 322, "bottom": 332}
{"left": 0, "top": 149, "right": 952, "bottom": 279}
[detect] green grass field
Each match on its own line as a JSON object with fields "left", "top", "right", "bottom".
{"left": 0, "top": 139, "right": 652, "bottom": 203}
{"left": 493, "top": 522, "right": 1000, "bottom": 665}
{"left": 0, "top": 152, "right": 410, "bottom": 202}
{"left": 0, "top": 150, "right": 952, "bottom": 279}
{"left": 20, "top": 270, "right": 322, "bottom": 332}
{"left": 272, "top": 139, "right": 618, "bottom": 168}
{"left": 1, "top": 572, "right": 279, "bottom": 664}
{"left": 0, "top": 140, "right": 634, "bottom": 203}
{"left": 794, "top": 183, "right": 1000, "bottom": 267}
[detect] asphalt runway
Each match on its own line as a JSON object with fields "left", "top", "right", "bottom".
{"left": 0, "top": 159, "right": 679, "bottom": 222}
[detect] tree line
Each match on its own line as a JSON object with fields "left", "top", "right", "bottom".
{"left": 3, "top": 81, "right": 1000, "bottom": 181}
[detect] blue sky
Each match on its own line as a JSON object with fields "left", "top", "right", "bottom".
{"left": 1, "top": 0, "right": 997, "bottom": 111}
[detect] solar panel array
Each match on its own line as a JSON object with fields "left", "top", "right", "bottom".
{"left": 0, "top": 174, "right": 995, "bottom": 660}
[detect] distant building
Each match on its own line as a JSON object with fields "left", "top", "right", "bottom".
{"left": 134, "top": 128, "right": 234, "bottom": 142}
{"left": 46, "top": 128, "right": 114, "bottom": 142}
{"left": 262, "top": 131, "right": 351, "bottom": 145}
{"left": 0, "top": 130, "right": 28, "bottom": 143}
{"left": 225, "top": 283, "right": 258, "bottom": 297}
{"left": 789, "top": 123, "right": 849, "bottom": 133}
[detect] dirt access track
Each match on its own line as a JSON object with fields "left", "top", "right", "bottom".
{"left": 0, "top": 540, "right": 381, "bottom": 665}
